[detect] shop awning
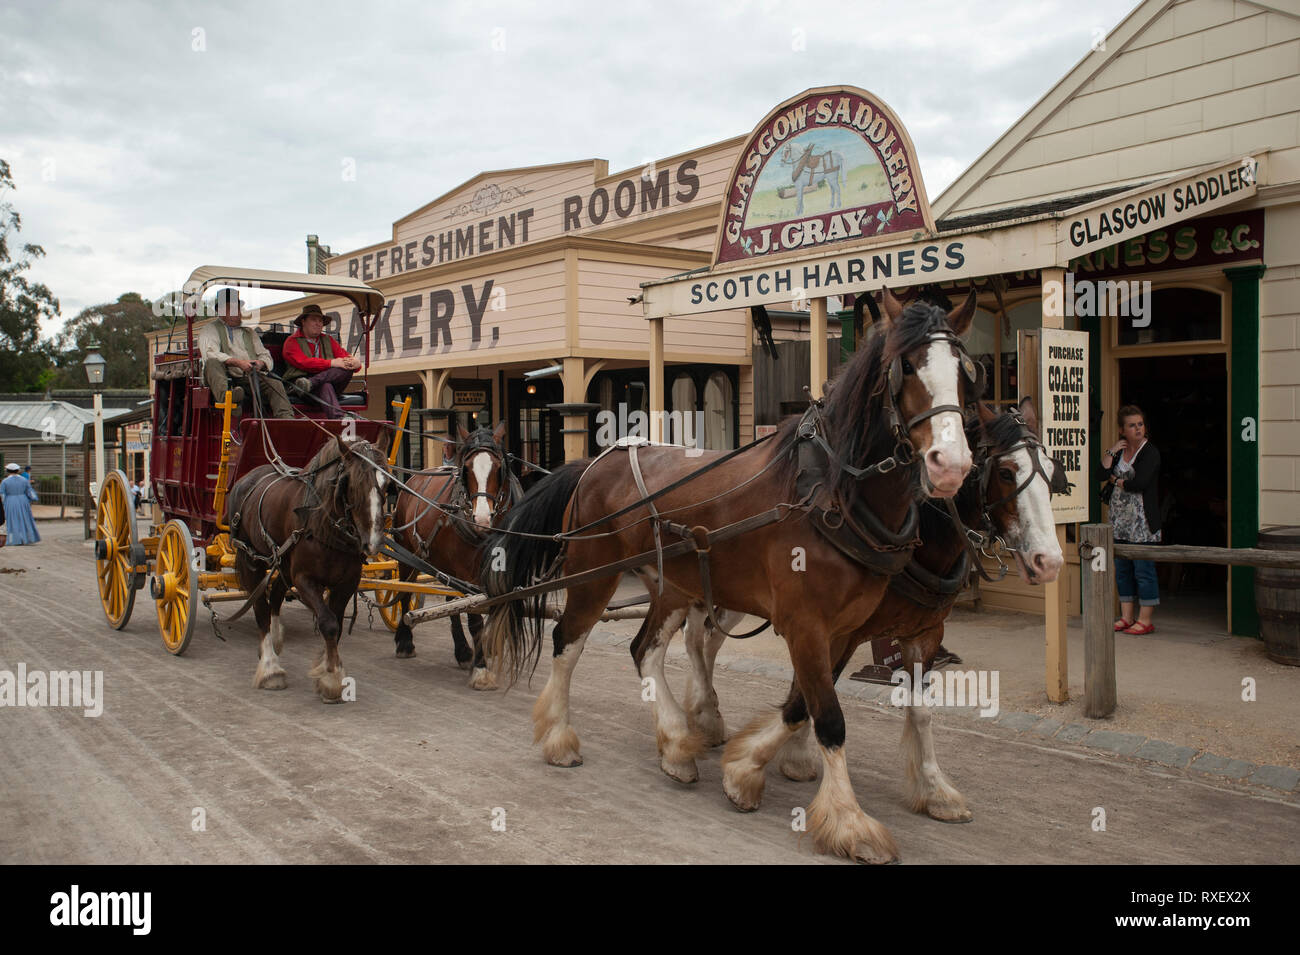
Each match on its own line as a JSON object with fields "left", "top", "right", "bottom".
{"left": 640, "top": 153, "right": 1267, "bottom": 319}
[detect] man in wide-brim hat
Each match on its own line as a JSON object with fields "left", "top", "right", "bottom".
{"left": 282, "top": 303, "right": 362, "bottom": 417}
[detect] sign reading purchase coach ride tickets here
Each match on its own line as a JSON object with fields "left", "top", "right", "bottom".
{"left": 714, "top": 86, "right": 936, "bottom": 266}
{"left": 1039, "top": 328, "right": 1090, "bottom": 523}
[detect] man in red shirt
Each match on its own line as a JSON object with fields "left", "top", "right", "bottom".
{"left": 282, "top": 304, "right": 362, "bottom": 416}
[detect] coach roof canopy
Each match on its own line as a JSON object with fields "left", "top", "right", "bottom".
{"left": 184, "top": 266, "right": 386, "bottom": 316}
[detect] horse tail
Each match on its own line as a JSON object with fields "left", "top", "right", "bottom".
{"left": 480, "top": 459, "right": 590, "bottom": 685}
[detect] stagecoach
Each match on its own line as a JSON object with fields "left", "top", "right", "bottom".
{"left": 90, "top": 266, "right": 454, "bottom": 653}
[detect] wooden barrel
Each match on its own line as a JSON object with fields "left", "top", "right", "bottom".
{"left": 1257, "top": 526, "right": 1300, "bottom": 666}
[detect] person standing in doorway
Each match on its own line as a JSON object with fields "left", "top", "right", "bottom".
{"left": 1102, "top": 404, "right": 1161, "bottom": 634}
{"left": 2, "top": 462, "right": 40, "bottom": 545}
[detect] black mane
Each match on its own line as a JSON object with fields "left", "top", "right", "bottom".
{"left": 982, "top": 407, "right": 1029, "bottom": 452}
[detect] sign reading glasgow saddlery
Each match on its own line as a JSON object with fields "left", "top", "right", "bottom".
{"left": 714, "top": 86, "right": 936, "bottom": 266}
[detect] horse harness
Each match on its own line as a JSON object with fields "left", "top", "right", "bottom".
{"left": 402, "top": 433, "right": 521, "bottom": 559}
{"left": 224, "top": 454, "right": 371, "bottom": 621}
{"left": 891, "top": 410, "right": 1071, "bottom": 609}
{"left": 621, "top": 328, "right": 983, "bottom": 638}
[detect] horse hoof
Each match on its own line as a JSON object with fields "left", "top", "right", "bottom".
{"left": 779, "top": 765, "right": 818, "bottom": 782}
{"left": 547, "top": 753, "right": 583, "bottom": 768}
{"left": 321, "top": 694, "right": 345, "bottom": 705}
{"left": 927, "top": 804, "right": 973, "bottom": 824}
{"left": 851, "top": 843, "right": 901, "bottom": 865}
{"left": 661, "top": 759, "right": 699, "bottom": 784}
{"left": 257, "top": 672, "right": 287, "bottom": 691}
{"left": 468, "top": 667, "right": 498, "bottom": 691}
{"left": 395, "top": 647, "right": 416, "bottom": 659}
{"left": 722, "top": 774, "right": 763, "bottom": 813}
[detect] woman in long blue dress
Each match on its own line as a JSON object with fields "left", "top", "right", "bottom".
{"left": 2, "top": 462, "right": 40, "bottom": 545}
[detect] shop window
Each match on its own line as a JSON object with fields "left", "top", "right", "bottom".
{"left": 703, "top": 371, "right": 734, "bottom": 450}
{"left": 1116, "top": 287, "right": 1222, "bottom": 346}
{"left": 670, "top": 374, "right": 698, "bottom": 446}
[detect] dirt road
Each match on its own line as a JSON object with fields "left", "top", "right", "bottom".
{"left": 2, "top": 522, "right": 1296, "bottom": 864}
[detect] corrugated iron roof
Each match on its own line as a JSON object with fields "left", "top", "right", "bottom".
{"left": 0, "top": 422, "right": 46, "bottom": 441}
{"left": 0, "top": 400, "right": 133, "bottom": 442}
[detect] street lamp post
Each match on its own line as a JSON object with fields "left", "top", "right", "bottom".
{"left": 83, "top": 343, "right": 106, "bottom": 500}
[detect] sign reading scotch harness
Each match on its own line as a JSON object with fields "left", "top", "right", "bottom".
{"left": 1039, "top": 328, "right": 1089, "bottom": 523}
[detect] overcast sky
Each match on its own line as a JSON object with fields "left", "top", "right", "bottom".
{"left": 1, "top": 0, "right": 1140, "bottom": 332}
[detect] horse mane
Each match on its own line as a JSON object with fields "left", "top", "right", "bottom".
{"left": 818, "top": 299, "right": 956, "bottom": 502}
{"left": 301, "top": 438, "right": 380, "bottom": 542}
{"left": 982, "top": 406, "right": 1029, "bottom": 452}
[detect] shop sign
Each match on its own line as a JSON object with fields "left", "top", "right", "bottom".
{"left": 714, "top": 86, "right": 935, "bottom": 266}
{"left": 453, "top": 389, "right": 487, "bottom": 407}
{"left": 1039, "top": 328, "right": 1090, "bottom": 523}
{"left": 1058, "top": 156, "right": 1261, "bottom": 262}
{"left": 644, "top": 226, "right": 1052, "bottom": 318}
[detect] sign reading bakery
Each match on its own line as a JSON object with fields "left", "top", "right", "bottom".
{"left": 714, "top": 86, "right": 935, "bottom": 266}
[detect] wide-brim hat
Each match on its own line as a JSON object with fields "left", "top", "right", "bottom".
{"left": 4, "top": 463, "right": 20, "bottom": 472}
{"left": 294, "top": 303, "right": 332, "bottom": 327}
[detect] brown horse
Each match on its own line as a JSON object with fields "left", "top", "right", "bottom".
{"left": 226, "top": 434, "right": 391, "bottom": 702}
{"left": 390, "top": 421, "right": 515, "bottom": 688}
{"left": 482, "top": 289, "right": 977, "bottom": 864}
{"left": 680, "top": 402, "right": 1066, "bottom": 828}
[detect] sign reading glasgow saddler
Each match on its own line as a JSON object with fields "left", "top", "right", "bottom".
{"left": 1060, "top": 156, "right": 1260, "bottom": 260}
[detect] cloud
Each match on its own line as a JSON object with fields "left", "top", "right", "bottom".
{"left": 0, "top": 0, "right": 1141, "bottom": 326}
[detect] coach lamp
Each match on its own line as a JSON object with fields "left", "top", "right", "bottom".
{"left": 83, "top": 343, "right": 107, "bottom": 495}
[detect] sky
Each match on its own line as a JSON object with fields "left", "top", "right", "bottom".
{"left": 1, "top": 0, "right": 1141, "bottom": 333}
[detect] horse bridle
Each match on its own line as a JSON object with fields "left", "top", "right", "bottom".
{"left": 883, "top": 328, "right": 983, "bottom": 436}
{"left": 803, "top": 327, "right": 982, "bottom": 483}
{"left": 456, "top": 431, "right": 511, "bottom": 524}
{"left": 945, "top": 410, "right": 1071, "bottom": 581}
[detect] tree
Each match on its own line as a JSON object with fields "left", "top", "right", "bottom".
{"left": 0, "top": 159, "right": 60, "bottom": 392}
{"left": 51, "top": 292, "right": 160, "bottom": 389}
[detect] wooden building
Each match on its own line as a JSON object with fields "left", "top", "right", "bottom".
{"left": 643, "top": 0, "right": 1299, "bottom": 639}
{"left": 251, "top": 141, "right": 754, "bottom": 476}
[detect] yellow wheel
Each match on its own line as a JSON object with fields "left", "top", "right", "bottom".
{"left": 152, "top": 520, "right": 199, "bottom": 655}
{"left": 94, "top": 470, "right": 144, "bottom": 630}
{"left": 375, "top": 566, "right": 424, "bottom": 632}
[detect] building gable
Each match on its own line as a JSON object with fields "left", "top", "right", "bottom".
{"left": 936, "top": 0, "right": 1300, "bottom": 218}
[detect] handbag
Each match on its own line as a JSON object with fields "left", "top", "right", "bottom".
{"left": 1099, "top": 479, "right": 1115, "bottom": 504}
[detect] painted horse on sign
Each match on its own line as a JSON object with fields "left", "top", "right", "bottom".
{"left": 482, "top": 289, "right": 979, "bottom": 864}
{"left": 780, "top": 142, "right": 846, "bottom": 216}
